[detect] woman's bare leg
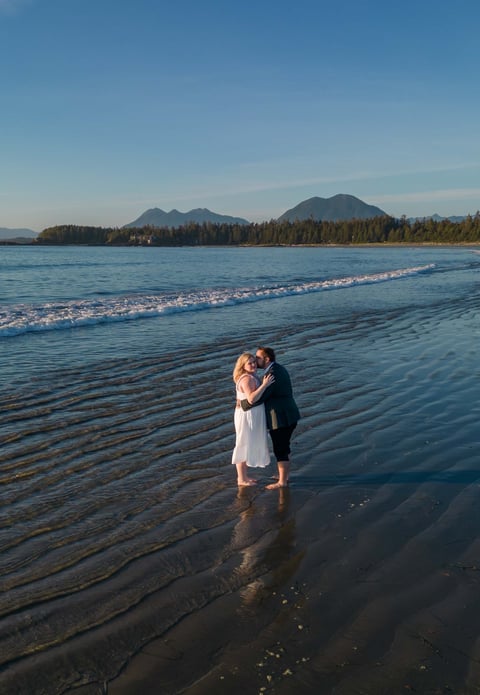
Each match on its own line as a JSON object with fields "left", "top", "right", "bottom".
{"left": 236, "top": 461, "right": 257, "bottom": 486}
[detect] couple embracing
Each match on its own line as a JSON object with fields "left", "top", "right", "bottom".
{"left": 232, "top": 347, "right": 300, "bottom": 489}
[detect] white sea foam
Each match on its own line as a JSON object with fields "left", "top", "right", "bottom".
{"left": 0, "top": 264, "right": 434, "bottom": 337}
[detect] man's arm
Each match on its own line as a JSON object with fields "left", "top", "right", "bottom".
{"left": 240, "top": 398, "right": 257, "bottom": 411}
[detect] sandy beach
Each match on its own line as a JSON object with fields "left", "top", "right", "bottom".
{"left": 107, "top": 456, "right": 480, "bottom": 693}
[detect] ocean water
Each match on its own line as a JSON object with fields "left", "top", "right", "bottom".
{"left": 0, "top": 244, "right": 454, "bottom": 384}
{"left": 2, "top": 244, "right": 480, "bottom": 694}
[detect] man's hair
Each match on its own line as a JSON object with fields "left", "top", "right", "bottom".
{"left": 258, "top": 346, "right": 275, "bottom": 362}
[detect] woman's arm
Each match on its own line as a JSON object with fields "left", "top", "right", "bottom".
{"left": 241, "top": 373, "right": 274, "bottom": 405}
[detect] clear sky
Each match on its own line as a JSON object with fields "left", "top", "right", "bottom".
{"left": 1, "top": 0, "right": 479, "bottom": 231}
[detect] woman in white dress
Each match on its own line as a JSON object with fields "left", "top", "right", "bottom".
{"left": 231, "top": 352, "right": 274, "bottom": 486}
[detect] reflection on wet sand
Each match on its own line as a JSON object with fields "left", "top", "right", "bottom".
{"left": 232, "top": 487, "right": 306, "bottom": 610}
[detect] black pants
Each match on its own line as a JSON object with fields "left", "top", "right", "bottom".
{"left": 269, "top": 423, "right": 297, "bottom": 462}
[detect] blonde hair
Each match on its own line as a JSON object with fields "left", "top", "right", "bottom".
{"left": 233, "top": 352, "right": 255, "bottom": 384}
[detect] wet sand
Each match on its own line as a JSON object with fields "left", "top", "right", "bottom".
{"left": 106, "top": 467, "right": 480, "bottom": 695}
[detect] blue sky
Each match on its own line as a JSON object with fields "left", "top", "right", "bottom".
{"left": 1, "top": 0, "right": 479, "bottom": 231}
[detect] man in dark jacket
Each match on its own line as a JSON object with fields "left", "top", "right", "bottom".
{"left": 247, "top": 346, "right": 300, "bottom": 489}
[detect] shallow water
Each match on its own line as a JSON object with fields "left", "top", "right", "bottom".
{"left": 1, "top": 245, "right": 480, "bottom": 693}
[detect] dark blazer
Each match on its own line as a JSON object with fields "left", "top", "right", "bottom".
{"left": 260, "top": 362, "right": 300, "bottom": 431}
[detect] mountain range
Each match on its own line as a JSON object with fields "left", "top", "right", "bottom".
{"left": 125, "top": 195, "right": 387, "bottom": 228}
{"left": 408, "top": 213, "right": 467, "bottom": 224}
{"left": 121, "top": 203, "right": 471, "bottom": 228}
{"left": 124, "top": 207, "right": 250, "bottom": 228}
{"left": 0, "top": 227, "right": 37, "bottom": 241}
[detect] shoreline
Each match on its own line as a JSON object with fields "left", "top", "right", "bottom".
{"left": 5, "top": 240, "right": 480, "bottom": 248}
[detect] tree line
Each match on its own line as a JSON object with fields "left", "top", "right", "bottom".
{"left": 35, "top": 214, "right": 480, "bottom": 246}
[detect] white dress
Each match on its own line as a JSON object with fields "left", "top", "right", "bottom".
{"left": 232, "top": 376, "right": 271, "bottom": 468}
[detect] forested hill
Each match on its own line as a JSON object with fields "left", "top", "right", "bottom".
{"left": 278, "top": 194, "right": 386, "bottom": 222}
{"left": 36, "top": 214, "right": 480, "bottom": 245}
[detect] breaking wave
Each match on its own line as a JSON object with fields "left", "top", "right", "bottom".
{"left": 0, "top": 264, "right": 434, "bottom": 337}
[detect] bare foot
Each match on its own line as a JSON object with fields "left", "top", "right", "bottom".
{"left": 238, "top": 480, "right": 257, "bottom": 487}
{"left": 270, "top": 475, "right": 289, "bottom": 483}
{"left": 265, "top": 482, "right": 289, "bottom": 489}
